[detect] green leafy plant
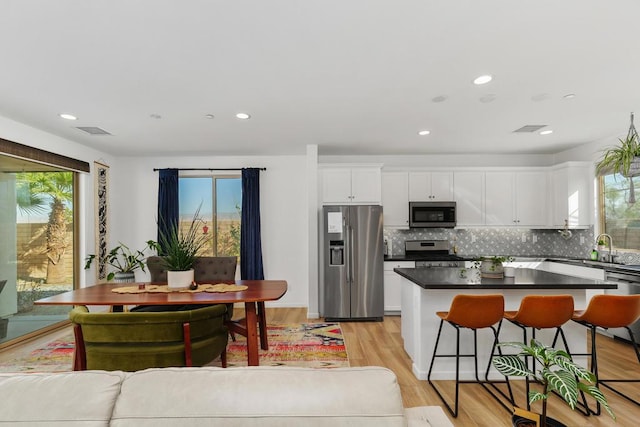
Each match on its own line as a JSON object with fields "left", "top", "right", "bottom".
{"left": 492, "top": 339, "right": 614, "bottom": 427}
{"left": 595, "top": 132, "right": 640, "bottom": 177}
{"left": 158, "top": 207, "right": 209, "bottom": 271}
{"left": 85, "top": 240, "right": 158, "bottom": 281}
{"left": 471, "top": 256, "right": 514, "bottom": 271}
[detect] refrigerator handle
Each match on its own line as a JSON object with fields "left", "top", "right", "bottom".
{"left": 343, "top": 219, "right": 351, "bottom": 284}
{"left": 348, "top": 225, "right": 355, "bottom": 284}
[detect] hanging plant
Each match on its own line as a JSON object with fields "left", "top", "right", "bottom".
{"left": 595, "top": 112, "right": 640, "bottom": 203}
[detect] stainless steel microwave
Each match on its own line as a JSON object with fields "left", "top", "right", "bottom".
{"left": 409, "top": 201, "right": 456, "bottom": 228}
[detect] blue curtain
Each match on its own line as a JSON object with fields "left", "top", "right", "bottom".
{"left": 240, "top": 168, "right": 264, "bottom": 280}
{"left": 157, "top": 169, "right": 179, "bottom": 251}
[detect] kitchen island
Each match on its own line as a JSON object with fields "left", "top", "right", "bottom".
{"left": 395, "top": 267, "right": 616, "bottom": 381}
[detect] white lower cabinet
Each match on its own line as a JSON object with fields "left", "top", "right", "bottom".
{"left": 384, "top": 261, "right": 414, "bottom": 314}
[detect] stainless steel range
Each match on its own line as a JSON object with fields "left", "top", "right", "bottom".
{"left": 404, "top": 240, "right": 465, "bottom": 268}
{"left": 603, "top": 266, "right": 640, "bottom": 342}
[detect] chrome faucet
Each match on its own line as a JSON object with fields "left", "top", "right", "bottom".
{"left": 595, "top": 233, "right": 614, "bottom": 263}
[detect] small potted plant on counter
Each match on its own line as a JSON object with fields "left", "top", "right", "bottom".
{"left": 85, "top": 240, "right": 158, "bottom": 282}
{"left": 472, "top": 256, "right": 513, "bottom": 278}
{"left": 492, "top": 339, "right": 614, "bottom": 427}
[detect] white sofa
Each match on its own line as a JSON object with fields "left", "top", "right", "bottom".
{"left": 0, "top": 366, "right": 452, "bottom": 426}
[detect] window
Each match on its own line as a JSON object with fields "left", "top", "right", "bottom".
{"left": 600, "top": 173, "right": 640, "bottom": 250}
{"left": 1, "top": 156, "right": 79, "bottom": 346}
{"left": 179, "top": 175, "right": 241, "bottom": 257}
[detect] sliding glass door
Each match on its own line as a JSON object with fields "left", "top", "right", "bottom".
{"left": 0, "top": 154, "right": 76, "bottom": 346}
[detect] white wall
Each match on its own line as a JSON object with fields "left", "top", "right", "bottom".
{"left": 107, "top": 155, "right": 309, "bottom": 308}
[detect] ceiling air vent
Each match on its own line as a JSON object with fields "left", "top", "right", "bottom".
{"left": 513, "top": 125, "right": 547, "bottom": 133}
{"left": 76, "top": 126, "right": 111, "bottom": 135}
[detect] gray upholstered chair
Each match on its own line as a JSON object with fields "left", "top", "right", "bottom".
{"left": 146, "top": 256, "right": 237, "bottom": 283}
{"left": 146, "top": 256, "right": 168, "bottom": 283}
{"left": 193, "top": 256, "right": 237, "bottom": 282}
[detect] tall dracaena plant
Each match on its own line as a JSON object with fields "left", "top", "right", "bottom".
{"left": 158, "top": 206, "right": 209, "bottom": 271}
{"left": 492, "top": 339, "right": 614, "bottom": 427}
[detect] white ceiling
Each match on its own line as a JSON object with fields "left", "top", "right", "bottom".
{"left": 1, "top": 1, "right": 638, "bottom": 157}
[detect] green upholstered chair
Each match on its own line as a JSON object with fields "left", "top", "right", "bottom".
{"left": 69, "top": 304, "right": 228, "bottom": 371}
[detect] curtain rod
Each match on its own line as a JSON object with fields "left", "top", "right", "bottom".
{"left": 153, "top": 167, "right": 266, "bottom": 171}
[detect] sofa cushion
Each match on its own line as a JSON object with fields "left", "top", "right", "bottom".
{"left": 0, "top": 370, "right": 125, "bottom": 427}
{"left": 110, "top": 366, "right": 407, "bottom": 427}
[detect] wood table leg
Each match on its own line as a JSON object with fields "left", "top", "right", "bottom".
{"left": 245, "top": 302, "right": 259, "bottom": 366}
{"left": 257, "top": 301, "right": 268, "bottom": 350}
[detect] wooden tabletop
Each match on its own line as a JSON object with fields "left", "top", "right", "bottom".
{"left": 35, "top": 280, "right": 288, "bottom": 306}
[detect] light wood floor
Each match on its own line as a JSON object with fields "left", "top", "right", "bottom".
{"left": 1, "top": 308, "right": 638, "bottom": 426}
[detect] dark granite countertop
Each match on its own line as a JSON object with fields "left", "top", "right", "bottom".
{"left": 393, "top": 267, "right": 617, "bottom": 290}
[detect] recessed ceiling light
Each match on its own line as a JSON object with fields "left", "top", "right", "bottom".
{"left": 563, "top": 93, "right": 576, "bottom": 99}
{"left": 236, "top": 113, "right": 251, "bottom": 120}
{"left": 59, "top": 113, "right": 77, "bottom": 120}
{"left": 150, "top": 113, "right": 162, "bottom": 119}
{"left": 205, "top": 114, "right": 215, "bottom": 119}
{"left": 432, "top": 95, "right": 447, "bottom": 103}
{"left": 418, "top": 130, "right": 431, "bottom": 136}
{"left": 540, "top": 130, "right": 553, "bottom": 135}
{"left": 473, "top": 75, "right": 492, "bottom": 85}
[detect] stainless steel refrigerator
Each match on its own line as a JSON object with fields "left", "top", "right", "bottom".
{"left": 321, "top": 205, "right": 384, "bottom": 321}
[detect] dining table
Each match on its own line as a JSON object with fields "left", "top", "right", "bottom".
{"left": 35, "top": 279, "right": 288, "bottom": 367}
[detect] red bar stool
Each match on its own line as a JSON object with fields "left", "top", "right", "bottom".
{"left": 427, "top": 294, "right": 514, "bottom": 417}
{"left": 503, "top": 295, "right": 587, "bottom": 412}
{"left": 572, "top": 294, "right": 640, "bottom": 414}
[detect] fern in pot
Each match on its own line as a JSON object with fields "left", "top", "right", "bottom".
{"left": 492, "top": 339, "right": 614, "bottom": 427}
{"left": 157, "top": 207, "right": 209, "bottom": 289}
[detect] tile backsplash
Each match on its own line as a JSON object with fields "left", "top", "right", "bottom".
{"left": 384, "top": 227, "right": 597, "bottom": 259}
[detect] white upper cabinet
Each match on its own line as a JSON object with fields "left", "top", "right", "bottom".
{"left": 382, "top": 171, "right": 409, "bottom": 227}
{"left": 453, "top": 171, "right": 485, "bottom": 225}
{"left": 485, "top": 171, "right": 547, "bottom": 226}
{"left": 515, "top": 171, "right": 548, "bottom": 226}
{"left": 321, "top": 166, "right": 382, "bottom": 205}
{"left": 550, "top": 162, "right": 592, "bottom": 228}
{"left": 408, "top": 171, "right": 453, "bottom": 201}
{"left": 485, "top": 172, "right": 515, "bottom": 225}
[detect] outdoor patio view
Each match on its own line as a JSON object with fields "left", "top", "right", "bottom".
{"left": 1, "top": 159, "right": 75, "bottom": 345}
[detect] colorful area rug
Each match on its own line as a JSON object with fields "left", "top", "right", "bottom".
{"left": 215, "top": 323, "right": 348, "bottom": 368}
{"left": 0, "top": 323, "right": 349, "bottom": 373}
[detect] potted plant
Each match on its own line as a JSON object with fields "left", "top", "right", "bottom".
{"left": 157, "top": 208, "right": 209, "bottom": 289}
{"left": 595, "top": 113, "right": 640, "bottom": 203}
{"left": 473, "top": 256, "right": 513, "bottom": 277}
{"left": 492, "top": 339, "right": 615, "bottom": 427}
{"left": 85, "top": 240, "right": 158, "bottom": 282}
{"left": 595, "top": 114, "right": 640, "bottom": 177}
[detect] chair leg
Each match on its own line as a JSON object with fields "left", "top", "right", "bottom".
{"left": 484, "top": 322, "right": 516, "bottom": 410}
{"left": 598, "top": 326, "right": 640, "bottom": 408}
{"left": 221, "top": 347, "right": 227, "bottom": 368}
{"left": 428, "top": 319, "right": 460, "bottom": 417}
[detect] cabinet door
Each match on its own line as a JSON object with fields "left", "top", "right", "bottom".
{"left": 430, "top": 172, "right": 453, "bottom": 200}
{"left": 382, "top": 172, "right": 409, "bottom": 227}
{"left": 485, "top": 172, "right": 515, "bottom": 225}
{"left": 322, "top": 169, "right": 353, "bottom": 204}
{"left": 408, "top": 172, "right": 430, "bottom": 201}
{"left": 454, "top": 171, "right": 484, "bottom": 225}
{"left": 351, "top": 168, "right": 382, "bottom": 204}
{"left": 515, "top": 171, "right": 547, "bottom": 226}
{"left": 551, "top": 164, "right": 592, "bottom": 227}
{"left": 384, "top": 262, "right": 413, "bottom": 314}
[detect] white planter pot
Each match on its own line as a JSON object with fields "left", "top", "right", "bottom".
{"left": 167, "top": 269, "right": 194, "bottom": 290}
{"left": 503, "top": 266, "right": 515, "bottom": 277}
